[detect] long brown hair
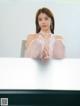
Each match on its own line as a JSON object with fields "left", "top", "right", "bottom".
{"left": 35, "top": 7, "right": 55, "bottom": 34}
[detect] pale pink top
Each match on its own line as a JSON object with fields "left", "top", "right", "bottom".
{"left": 24, "top": 33, "right": 56, "bottom": 59}
{"left": 37, "top": 33, "right": 56, "bottom": 59}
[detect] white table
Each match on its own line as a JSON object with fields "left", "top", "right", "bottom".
{"left": 0, "top": 58, "right": 80, "bottom": 90}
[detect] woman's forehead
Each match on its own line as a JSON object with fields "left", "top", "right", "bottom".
{"left": 38, "top": 13, "right": 49, "bottom": 18}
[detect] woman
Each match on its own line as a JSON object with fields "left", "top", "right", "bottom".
{"left": 25, "top": 7, "right": 65, "bottom": 61}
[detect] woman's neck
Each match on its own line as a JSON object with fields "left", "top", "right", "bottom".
{"left": 40, "top": 30, "right": 51, "bottom": 34}
{"left": 39, "top": 30, "right": 52, "bottom": 39}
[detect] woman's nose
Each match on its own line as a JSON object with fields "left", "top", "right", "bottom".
{"left": 42, "top": 20, "right": 46, "bottom": 24}
{"left": 42, "top": 22, "right": 46, "bottom": 26}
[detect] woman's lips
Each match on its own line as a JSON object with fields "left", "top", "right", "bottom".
{"left": 42, "top": 25, "right": 47, "bottom": 27}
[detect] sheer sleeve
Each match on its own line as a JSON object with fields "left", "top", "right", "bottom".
{"left": 52, "top": 35, "right": 65, "bottom": 59}
{"left": 24, "top": 34, "right": 44, "bottom": 59}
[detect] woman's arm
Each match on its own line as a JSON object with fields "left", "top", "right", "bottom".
{"left": 53, "top": 36, "right": 65, "bottom": 59}
{"left": 25, "top": 34, "right": 42, "bottom": 59}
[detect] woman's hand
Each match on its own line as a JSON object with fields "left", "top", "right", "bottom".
{"left": 41, "top": 46, "right": 49, "bottom": 61}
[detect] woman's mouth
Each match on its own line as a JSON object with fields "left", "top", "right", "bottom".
{"left": 42, "top": 25, "right": 47, "bottom": 27}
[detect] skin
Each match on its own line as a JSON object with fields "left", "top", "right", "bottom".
{"left": 26, "top": 13, "right": 65, "bottom": 60}
{"left": 38, "top": 13, "right": 51, "bottom": 60}
{"left": 38, "top": 13, "right": 65, "bottom": 60}
{"left": 38, "top": 13, "right": 51, "bottom": 34}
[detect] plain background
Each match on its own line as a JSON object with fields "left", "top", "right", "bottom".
{"left": 0, "top": 0, "right": 80, "bottom": 57}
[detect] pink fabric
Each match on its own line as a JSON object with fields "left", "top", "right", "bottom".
{"left": 25, "top": 33, "right": 56, "bottom": 59}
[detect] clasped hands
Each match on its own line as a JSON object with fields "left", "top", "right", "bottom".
{"left": 40, "top": 45, "right": 49, "bottom": 61}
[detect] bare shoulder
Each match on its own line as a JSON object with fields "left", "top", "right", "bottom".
{"left": 54, "top": 34, "right": 64, "bottom": 41}
{"left": 26, "top": 33, "right": 38, "bottom": 40}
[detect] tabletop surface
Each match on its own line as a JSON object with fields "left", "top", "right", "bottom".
{"left": 0, "top": 58, "right": 80, "bottom": 90}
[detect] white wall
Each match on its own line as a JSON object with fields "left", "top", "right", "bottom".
{"left": 0, "top": 0, "right": 80, "bottom": 57}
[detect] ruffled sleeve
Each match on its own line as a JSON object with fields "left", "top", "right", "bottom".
{"left": 24, "top": 34, "right": 43, "bottom": 59}
{"left": 52, "top": 35, "right": 65, "bottom": 59}
{"left": 54, "top": 35, "right": 65, "bottom": 45}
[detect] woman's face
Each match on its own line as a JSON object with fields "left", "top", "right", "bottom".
{"left": 38, "top": 13, "right": 51, "bottom": 32}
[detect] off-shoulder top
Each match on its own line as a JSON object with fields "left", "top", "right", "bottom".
{"left": 24, "top": 33, "right": 64, "bottom": 59}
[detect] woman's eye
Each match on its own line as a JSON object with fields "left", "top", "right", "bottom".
{"left": 38, "top": 18, "right": 42, "bottom": 21}
{"left": 38, "top": 17, "right": 49, "bottom": 21}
